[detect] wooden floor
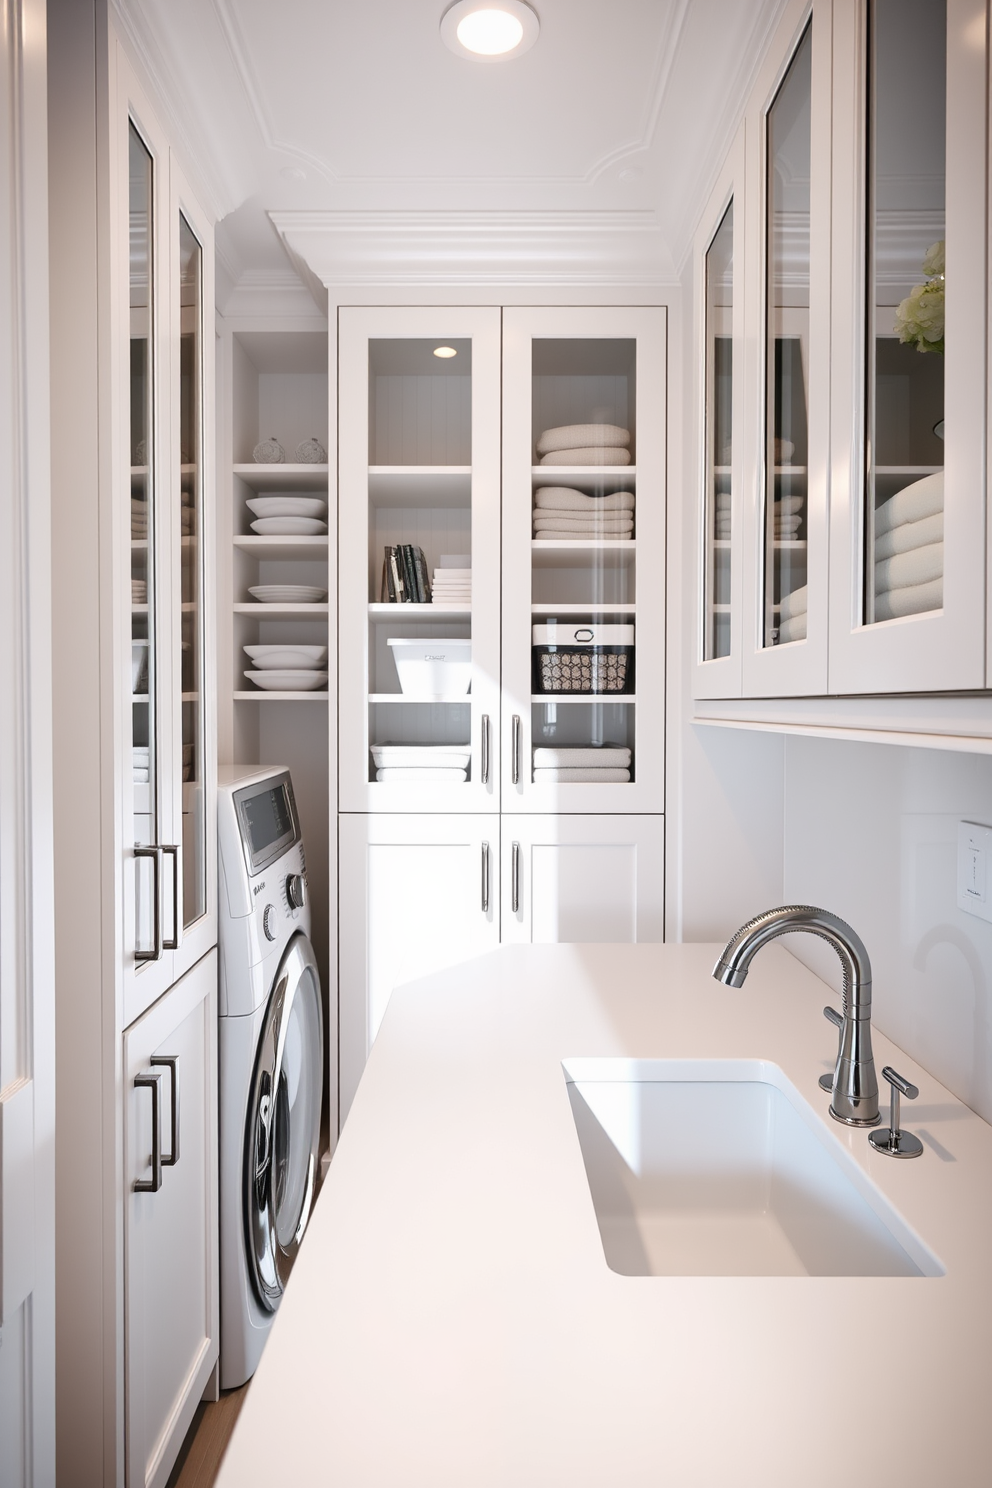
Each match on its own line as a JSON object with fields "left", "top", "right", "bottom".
{"left": 166, "top": 1383, "right": 250, "bottom": 1488}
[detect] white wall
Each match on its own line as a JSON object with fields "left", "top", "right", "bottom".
{"left": 782, "top": 736, "right": 992, "bottom": 1124}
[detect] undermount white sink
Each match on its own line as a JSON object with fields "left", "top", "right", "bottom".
{"left": 563, "top": 1058, "right": 943, "bottom": 1279}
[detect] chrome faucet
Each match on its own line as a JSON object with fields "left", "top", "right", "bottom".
{"left": 713, "top": 905, "right": 880, "bottom": 1127}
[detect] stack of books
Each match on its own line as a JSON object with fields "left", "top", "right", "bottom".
{"left": 380, "top": 544, "right": 432, "bottom": 604}
{"left": 431, "top": 554, "right": 471, "bottom": 609}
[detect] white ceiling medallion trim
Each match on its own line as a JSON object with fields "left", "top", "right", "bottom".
{"left": 440, "top": 1, "right": 540, "bottom": 63}
{"left": 269, "top": 209, "right": 677, "bottom": 288}
{"left": 584, "top": 0, "right": 690, "bottom": 183}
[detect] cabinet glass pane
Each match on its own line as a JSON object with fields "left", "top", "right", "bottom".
{"left": 704, "top": 201, "right": 734, "bottom": 661}
{"left": 864, "top": 0, "right": 945, "bottom": 624}
{"left": 179, "top": 214, "right": 205, "bottom": 925}
{"left": 763, "top": 24, "right": 811, "bottom": 647}
{"left": 367, "top": 339, "right": 473, "bottom": 783}
{"left": 129, "top": 123, "right": 158, "bottom": 945}
{"left": 531, "top": 340, "right": 636, "bottom": 785}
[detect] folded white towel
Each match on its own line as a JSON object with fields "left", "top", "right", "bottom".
{"left": 536, "top": 423, "right": 630, "bottom": 456}
{"left": 774, "top": 517, "right": 803, "bottom": 535}
{"left": 875, "top": 540, "right": 943, "bottom": 592}
{"left": 533, "top": 487, "right": 635, "bottom": 512}
{"left": 777, "top": 613, "right": 807, "bottom": 643}
{"left": 133, "top": 769, "right": 150, "bottom": 783}
{"left": 715, "top": 492, "right": 731, "bottom": 509}
{"left": 874, "top": 577, "right": 943, "bottom": 620}
{"left": 533, "top": 767, "right": 631, "bottom": 783}
{"left": 533, "top": 514, "right": 633, "bottom": 533}
{"left": 533, "top": 531, "right": 634, "bottom": 542}
{"left": 540, "top": 447, "right": 632, "bottom": 467}
{"left": 778, "top": 584, "right": 808, "bottom": 621}
{"left": 873, "top": 510, "right": 943, "bottom": 562}
{"left": 874, "top": 470, "right": 944, "bottom": 536}
{"left": 774, "top": 496, "right": 804, "bottom": 516}
{"left": 533, "top": 746, "right": 631, "bottom": 768}
{"left": 376, "top": 768, "right": 467, "bottom": 782}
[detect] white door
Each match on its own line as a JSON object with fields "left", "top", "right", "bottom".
{"left": 500, "top": 816, "right": 665, "bottom": 944}
{"left": 0, "top": 1, "right": 56, "bottom": 1482}
{"left": 124, "top": 949, "right": 218, "bottom": 1488}
{"left": 339, "top": 815, "right": 500, "bottom": 1119}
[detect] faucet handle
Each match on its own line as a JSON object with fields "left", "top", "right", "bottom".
{"left": 869, "top": 1066, "right": 923, "bottom": 1158}
{"left": 818, "top": 1005, "right": 844, "bottom": 1092}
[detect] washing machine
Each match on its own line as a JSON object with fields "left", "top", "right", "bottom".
{"left": 217, "top": 765, "right": 324, "bottom": 1389}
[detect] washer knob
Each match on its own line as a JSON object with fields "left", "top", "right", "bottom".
{"left": 286, "top": 873, "right": 307, "bottom": 909}
{"left": 262, "top": 904, "right": 278, "bottom": 942}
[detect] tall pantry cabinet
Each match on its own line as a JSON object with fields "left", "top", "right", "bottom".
{"left": 338, "top": 306, "right": 666, "bottom": 1118}
{"left": 48, "top": 9, "right": 219, "bottom": 1487}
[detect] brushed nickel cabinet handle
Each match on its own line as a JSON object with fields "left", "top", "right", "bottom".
{"left": 511, "top": 841, "right": 520, "bottom": 914}
{"left": 481, "top": 714, "right": 491, "bottom": 786}
{"left": 134, "top": 844, "right": 164, "bottom": 962}
{"left": 151, "top": 1055, "right": 179, "bottom": 1167}
{"left": 481, "top": 841, "right": 490, "bottom": 914}
{"left": 134, "top": 1067, "right": 165, "bottom": 1192}
{"left": 511, "top": 715, "right": 521, "bottom": 785}
{"left": 161, "top": 845, "right": 182, "bottom": 951}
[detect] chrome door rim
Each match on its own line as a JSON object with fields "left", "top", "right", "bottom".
{"left": 244, "top": 932, "right": 323, "bottom": 1312}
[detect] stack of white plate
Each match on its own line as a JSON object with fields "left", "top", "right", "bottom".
{"left": 248, "top": 585, "right": 327, "bottom": 604}
{"left": 247, "top": 495, "right": 328, "bottom": 536}
{"left": 244, "top": 644, "right": 328, "bottom": 692}
{"left": 370, "top": 743, "right": 471, "bottom": 782}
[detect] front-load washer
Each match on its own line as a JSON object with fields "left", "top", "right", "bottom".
{"left": 217, "top": 765, "right": 324, "bottom": 1388}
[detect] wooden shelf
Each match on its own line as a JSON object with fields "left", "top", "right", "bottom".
{"left": 233, "top": 463, "right": 329, "bottom": 491}
{"left": 367, "top": 467, "right": 471, "bottom": 508}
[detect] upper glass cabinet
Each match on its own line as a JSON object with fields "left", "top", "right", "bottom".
{"left": 863, "top": 0, "right": 945, "bottom": 626}
{"left": 703, "top": 201, "right": 734, "bottom": 662}
{"left": 178, "top": 212, "right": 206, "bottom": 929}
{"left": 763, "top": 22, "right": 811, "bottom": 650}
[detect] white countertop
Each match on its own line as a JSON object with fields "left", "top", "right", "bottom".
{"left": 217, "top": 943, "right": 992, "bottom": 1487}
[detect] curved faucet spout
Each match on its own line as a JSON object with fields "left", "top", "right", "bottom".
{"left": 712, "top": 905, "right": 880, "bottom": 1128}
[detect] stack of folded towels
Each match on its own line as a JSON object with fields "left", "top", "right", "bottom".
{"left": 131, "top": 578, "right": 147, "bottom": 605}
{"left": 533, "top": 487, "right": 634, "bottom": 541}
{"left": 715, "top": 491, "right": 731, "bottom": 539}
{"left": 132, "top": 498, "right": 148, "bottom": 540}
{"left": 774, "top": 494, "right": 804, "bottom": 538}
{"left": 372, "top": 744, "right": 470, "bottom": 783}
{"left": 873, "top": 471, "right": 943, "bottom": 620}
{"left": 133, "top": 746, "right": 149, "bottom": 784}
{"left": 431, "top": 555, "right": 471, "bottom": 608}
{"left": 536, "top": 423, "right": 631, "bottom": 466}
{"left": 777, "top": 584, "right": 807, "bottom": 644}
{"left": 532, "top": 745, "right": 631, "bottom": 783}
{"left": 181, "top": 490, "right": 195, "bottom": 537}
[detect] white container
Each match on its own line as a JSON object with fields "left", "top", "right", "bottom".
{"left": 387, "top": 638, "right": 471, "bottom": 698}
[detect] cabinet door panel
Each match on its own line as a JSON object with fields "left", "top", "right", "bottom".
{"left": 339, "top": 816, "right": 500, "bottom": 1120}
{"left": 501, "top": 816, "right": 664, "bottom": 945}
{"left": 125, "top": 950, "right": 218, "bottom": 1488}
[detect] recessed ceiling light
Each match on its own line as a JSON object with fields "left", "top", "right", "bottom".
{"left": 440, "top": 1, "right": 539, "bottom": 62}
{"left": 433, "top": 346, "right": 458, "bottom": 358}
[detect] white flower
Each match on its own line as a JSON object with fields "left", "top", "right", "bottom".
{"left": 894, "top": 240, "right": 945, "bottom": 354}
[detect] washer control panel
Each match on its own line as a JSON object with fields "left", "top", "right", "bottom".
{"left": 286, "top": 873, "right": 307, "bottom": 909}
{"left": 262, "top": 904, "right": 278, "bottom": 942}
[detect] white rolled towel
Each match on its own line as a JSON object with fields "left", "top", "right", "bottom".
{"left": 873, "top": 510, "right": 943, "bottom": 562}
{"left": 534, "top": 487, "right": 635, "bottom": 512}
{"left": 536, "top": 423, "right": 630, "bottom": 456}
{"left": 778, "top": 584, "right": 808, "bottom": 621}
{"left": 874, "top": 578, "right": 943, "bottom": 620}
{"left": 874, "top": 540, "right": 943, "bottom": 593}
{"left": 777, "top": 613, "right": 807, "bottom": 644}
{"left": 533, "top": 514, "right": 633, "bottom": 533}
{"left": 875, "top": 470, "right": 944, "bottom": 536}
{"left": 533, "top": 746, "right": 631, "bottom": 768}
{"left": 533, "top": 767, "right": 631, "bottom": 783}
{"left": 773, "top": 517, "right": 803, "bottom": 535}
{"left": 540, "top": 447, "right": 632, "bottom": 467}
{"left": 774, "top": 495, "right": 804, "bottom": 516}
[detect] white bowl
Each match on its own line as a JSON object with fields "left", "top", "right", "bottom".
{"left": 248, "top": 585, "right": 327, "bottom": 604}
{"left": 244, "top": 670, "right": 328, "bottom": 692}
{"left": 247, "top": 496, "right": 327, "bottom": 519}
{"left": 250, "top": 516, "right": 327, "bottom": 536}
{"left": 244, "top": 645, "right": 328, "bottom": 670}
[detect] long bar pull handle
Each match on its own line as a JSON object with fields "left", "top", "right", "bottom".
{"left": 481, "top": 714, "right": 491, "bottom": 786}
{"left": 151, "top": 1055, "right": 179, "bottom": 1167}
{"left": 481, "top": 841, "right": 490, "bottom": 914}
{"left": 511, "top": 842, "right": 521, "bottom": 914}
{"left": 133, "top": 1067, "right": 165, "bottom": 1192}
{"left": 161, "top": 845, "right": 182, "bottom": 951}
{"left": 134, "top": 844, "right": 164, "bottom": 962}
{"left": 511, "top": 715, "right": 521, "bottom": 786}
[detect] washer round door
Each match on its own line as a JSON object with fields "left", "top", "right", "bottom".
{"left": 245, "top": 932, "right": 323, "bottom": 1312}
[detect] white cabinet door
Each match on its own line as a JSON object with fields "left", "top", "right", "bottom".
{"left": 124, "top": 949, "right": 218, "bottom": 1488}
{"left": 339, "top": 815, "right": 500, "bottom": 1119}
{"left": 500, "top": 815, "right": 664, "bottom": 944}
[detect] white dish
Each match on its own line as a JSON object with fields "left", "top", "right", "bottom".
{"left": 244, "top": 670, "right": 328, "bottom": 692}
{"left": 248, "top": 585, "right": 328, "bottom": 604}
{"left": 250, "top": 516, "right": 328, "bottom": 536}
{"left": 247, "top": 496, "right": 327, "bottom": 520}
{"left": 244, "top": 645, "right": 328, "bottom": 670}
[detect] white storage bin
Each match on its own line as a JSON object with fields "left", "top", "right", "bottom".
{"left": 387, "top": 637, "right": 472, "bottom": 698}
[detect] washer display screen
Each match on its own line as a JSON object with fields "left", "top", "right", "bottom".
{"left": 236, "top": 776, "right": 298, "bottom": 872}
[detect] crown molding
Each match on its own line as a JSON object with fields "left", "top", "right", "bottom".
{"left": 219, "top": 268, "right": 327, "bottom": 319}
{"left": 269, "top": 209, "right": 679, "bottom": 288}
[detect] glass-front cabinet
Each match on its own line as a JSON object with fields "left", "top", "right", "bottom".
{"left": 338, "top": 307, "right": 502, "bottom": 812}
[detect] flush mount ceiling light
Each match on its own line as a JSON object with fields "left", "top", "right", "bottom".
{"left": 433, "top": 346, "right": 458, "bottom": 358}
{"left": 440, "top": 1, "right": 539, "bottom": 61}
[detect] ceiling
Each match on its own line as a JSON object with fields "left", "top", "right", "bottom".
{"left": 114, "top": 0, "right": 787, "bottom": 305}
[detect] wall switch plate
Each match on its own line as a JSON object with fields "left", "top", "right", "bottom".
{"left": 957, "top": 821, "right": 992, "bottom": 922}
